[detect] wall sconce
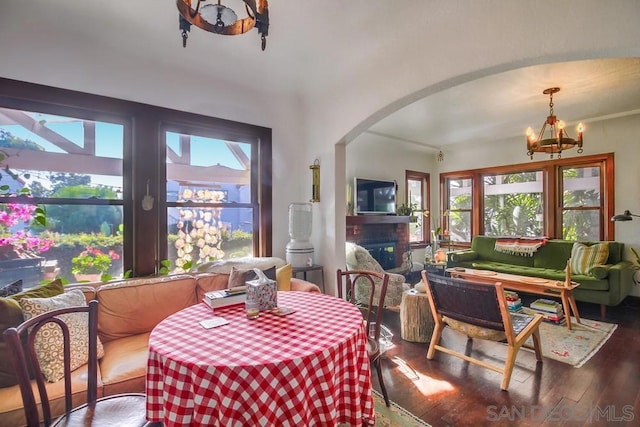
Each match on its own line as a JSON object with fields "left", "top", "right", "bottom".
{"left": 310, "top": 159, "right": 320, "bottom": 202}
{"left": 611, "top": 210, "right": 640, "bottom": 221}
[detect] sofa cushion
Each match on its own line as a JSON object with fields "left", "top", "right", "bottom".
{"left": 96, "top": 274, "right": 197, "bottom": 342}
{"left": 0, "top": 363, "right": 97, "bottom": 427}
{"left": 276, "top": 264, "right": 293, "bottom": 291}
{"left": 20, "top": 290, "right": 105, "bottom": 382}
{"left": 0, "top": 279, "right": 65, "bottom": 388}
{"left": 570, "top": 242, "right": 609, "bottom": 275}
{"left": 533, "top": 240, "right": 574, "bottom": 269}
{"left": 590, "top": 264, "right": 611, "bottom": 280}
{"left": 194, "top": 273, "right": 231, "bottom": 302}
{"left": 534, "top": 240, "right": 623, "bottom": 270}
{"left": 65, "top": 283, "right": 99, "bottom": 303}
{"left": 471, "top": 236, "right": 534, "bottom": 267}
{"left": 227, "top": 265, "right": 276, "bottom": 288}
{"left": 448, "top": 250, "right": 478, "bottom": 263}
{"left": 290, "top": 278, "right": 321, "bottom": 293}
{"left": 196, "top": 257, "right": 286, "bottom": 274}
{"left": 99, "top": 333, "right": 149, "bottom": 396}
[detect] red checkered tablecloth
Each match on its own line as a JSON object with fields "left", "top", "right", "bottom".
{"left": 146, "top": 291, "right": 374, "bottom": 426}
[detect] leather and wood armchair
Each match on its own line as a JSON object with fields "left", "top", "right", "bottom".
{"left": 421, "top": 271, "right": 544, "bottom": 390}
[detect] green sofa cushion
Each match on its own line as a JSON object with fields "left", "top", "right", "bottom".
{"left": 471, "top": 236, "right": 534, "bottom": 267}
{"left": 533, "top": 240, "right": 623, "bottom": 269}
{"left": 448, "top": 250, "right": 478, "bottom": 263}
{"left": 590, "top": 265, "right": 611, "bottom": 280}
{"left": 533, "top": 240, "right": 574, "bottom": 269}
{"left": 0, "top": 279, "right": 65, "bottom": 388}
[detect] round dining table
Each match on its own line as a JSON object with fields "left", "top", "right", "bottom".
{"left": 145, "top": 291, "right": 375, "bottom": 426}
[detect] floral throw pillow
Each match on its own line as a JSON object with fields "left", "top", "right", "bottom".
{"left": 0, "top": 280, "right": 22, "bottom": 297}
{"left": 19, "top": 290, "right": 104, "bottom": 383}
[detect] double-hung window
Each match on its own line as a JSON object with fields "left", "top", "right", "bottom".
{"left": 0, "top": 78, "right": 272, "bottom": 287}
{"left": 440, "top": 153, "right": 613, "bottom": 244}
{"left": 405, "top": 170, "right": 430, "bottom": 245}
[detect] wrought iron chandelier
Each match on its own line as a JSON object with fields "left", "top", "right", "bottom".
{"left": 526, "top": 87, "right": 584, "bottom": 159}
{"left": 177, "top": 0, "right": 269, "bottom": 50}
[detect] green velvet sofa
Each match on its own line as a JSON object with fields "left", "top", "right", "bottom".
{"left": 447, "top": 235, "right": 635, "bottom": 317}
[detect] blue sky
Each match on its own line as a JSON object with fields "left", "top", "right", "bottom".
{"left": 1, "top": 110, "right": 250, "bottom": 189}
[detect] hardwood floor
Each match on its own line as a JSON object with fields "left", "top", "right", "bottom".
{"left": 375, "top": 297, "right": 640, "bottom": 426}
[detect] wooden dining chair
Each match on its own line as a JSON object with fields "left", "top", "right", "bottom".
{"left": 336, "top": 269, "right": 391, "bottom": 407}
{"left": 3, "top": 299, "right": 151, "bottom": 427}
{"left": 421, "top": 271, "right": 544, "bottom": 390}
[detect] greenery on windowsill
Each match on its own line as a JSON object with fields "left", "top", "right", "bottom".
{"left": 397, "top": 202, "right": 420, "bottom": 222}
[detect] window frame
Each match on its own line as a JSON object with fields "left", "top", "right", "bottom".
{"left": 557, "top": 160, "right": 607, "bottom": 240}
{"left": 405, "top": 170, "right": 430, "bottom": 247}
{"left": 481, "top": 169, "right": 545, "bottom": 238}
{"left": 440, "top": 153, "right": 614, "bottom": 244}
{"left": 442, "top": 173, "right": 474, "bottom": 245}
{"left": 0, "top": 77, "right": 272, "bottom": 278}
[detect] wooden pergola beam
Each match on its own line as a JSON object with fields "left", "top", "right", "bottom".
{"left": 0, "top": 108, "right": 86, "bottom": 155}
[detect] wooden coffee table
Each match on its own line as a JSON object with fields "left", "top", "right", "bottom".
{"left": 446, "top": 268, "right": 581, "bottom": 330}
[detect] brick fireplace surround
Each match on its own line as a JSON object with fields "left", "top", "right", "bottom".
{"left": 345, "top": 216, "right": 410, "bottom": 269}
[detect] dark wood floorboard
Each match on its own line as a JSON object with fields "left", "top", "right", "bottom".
{"left": 374, "top": 297, "right": 640, "bottom": 426}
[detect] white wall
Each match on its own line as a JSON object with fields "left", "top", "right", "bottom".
{"left": 346, "top": 133, "right": 436, "bottom": 207}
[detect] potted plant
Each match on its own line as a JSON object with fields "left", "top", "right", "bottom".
{"left": 71, "top": 246, "right": 120, "bottom": 282}
{"left": 397, "top": 202, "right": 420, "bottom": 222}
{"left": 0, "top": 201, "right": 53, "bottom": 285}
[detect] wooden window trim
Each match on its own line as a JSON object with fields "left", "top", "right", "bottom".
{"left": 440, "top": 153, "right": 614, "bottom": 242}
{"left": 405, "top": 170, "right": 430, "bottom": 247}
{"left": 0, "top": 77, "right": 273, "bottom": 276}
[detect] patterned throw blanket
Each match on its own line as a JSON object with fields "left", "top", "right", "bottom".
{"left": 494, "top": 237, "right": 548, "bottom": 256}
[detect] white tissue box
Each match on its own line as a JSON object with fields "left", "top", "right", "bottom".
{"left": 246, "top": 278, "right": 277, "bottom": 311}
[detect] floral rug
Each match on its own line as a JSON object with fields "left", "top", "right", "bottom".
{"left": 372, "top": 389, "right": 431, "bottom": 427}
{"left": 529, "top": 317, "right": 617, "bottom": 368}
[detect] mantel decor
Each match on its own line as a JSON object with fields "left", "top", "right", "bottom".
{"left": 177, "top": 0, "right": 269, "bottom": 50}
{"left": 526, "top": 87, "right": 584, "bottom": 159}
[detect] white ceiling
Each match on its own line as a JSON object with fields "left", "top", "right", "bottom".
{"left": 2, "top": 1, "right": 640, "bottom": 149}
{"left": 368, "top": 58, "right": 640, "bottom": 149}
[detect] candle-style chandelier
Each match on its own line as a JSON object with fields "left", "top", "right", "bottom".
{"left": 177, "top": 0, "right": 269, "bottom": 50}
{"left": 526, "top": 87, "right": 584, "bottom": 159}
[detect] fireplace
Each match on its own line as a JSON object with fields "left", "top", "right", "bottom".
{"left": 346, "top": 215, "right": 410, "bottom": 270}
{"left": 361, "top": 242, "right": 397, "bottom": 270}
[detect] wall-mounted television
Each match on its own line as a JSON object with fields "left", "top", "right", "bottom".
{"left": 354, "top": 177, "right": 396, "bottom": 215}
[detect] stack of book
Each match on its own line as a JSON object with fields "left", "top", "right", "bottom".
{"left": 203, "top": 286, "right": 247, "bottom": 309}
{"left": 526, "top": 298, "right": 565, "bottom": 324}
{"left": 504, "top": 290, "right": 522, "bottom": 312}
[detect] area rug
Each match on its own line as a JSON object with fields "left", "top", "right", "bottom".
{"left": 372, "top": 389, "right": 431, "bottom": 427}
{"left": 530, "top": 317, "right": 617, "bottom": 368}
